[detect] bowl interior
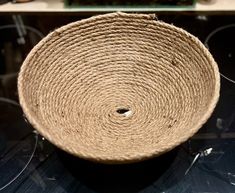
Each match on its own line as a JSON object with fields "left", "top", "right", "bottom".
{"left": 18, "top": 13, "right": 219, "bottom": 163}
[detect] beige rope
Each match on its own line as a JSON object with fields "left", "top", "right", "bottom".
{"left": 18, "top": 12, "right": 220, "bottom": 164}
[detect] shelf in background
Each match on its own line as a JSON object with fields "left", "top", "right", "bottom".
{"left": 0, "top": 0, "right": 235, "bottom": 13}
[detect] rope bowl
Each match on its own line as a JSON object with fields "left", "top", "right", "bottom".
{"left": 18, "top": 12, "right": 220, "bottom": 164}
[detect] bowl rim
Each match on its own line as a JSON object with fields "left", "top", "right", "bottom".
{"left": 18, "top": 12, "right": 220, "bottom": 163}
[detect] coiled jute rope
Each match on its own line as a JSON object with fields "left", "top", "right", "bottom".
{"left": 18, "top": 12, "right": 220, "bottom": 163}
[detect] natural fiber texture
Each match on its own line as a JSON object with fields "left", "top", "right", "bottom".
{"left": 18, "top": 12, "right": 220, "bottom": 163}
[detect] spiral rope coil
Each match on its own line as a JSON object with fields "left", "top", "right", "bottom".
{"left": 18, "top": 12, "right": 220, "bottom": 163}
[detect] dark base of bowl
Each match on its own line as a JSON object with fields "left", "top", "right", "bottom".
{"left": 57, "top": 147, "right": 179, "bottom": 193}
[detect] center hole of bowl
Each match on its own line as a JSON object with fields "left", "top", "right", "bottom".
{"left": 116, "top": 108, "right": 132, "bottom": 117}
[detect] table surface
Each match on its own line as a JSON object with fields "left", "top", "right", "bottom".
{"left": 0, "top": 0, "right": 235, "bottom": 13}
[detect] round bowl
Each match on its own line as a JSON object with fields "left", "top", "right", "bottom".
{"left": 18, "top": 12, "right": 220, "bottom": 163}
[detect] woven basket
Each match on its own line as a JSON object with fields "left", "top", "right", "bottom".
{"left": 18, "top": 12, "right": 220, "bottom": 163}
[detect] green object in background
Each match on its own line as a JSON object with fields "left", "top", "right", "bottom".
{"left": 65, "top": 0, "right": 196, "bottom": 8}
